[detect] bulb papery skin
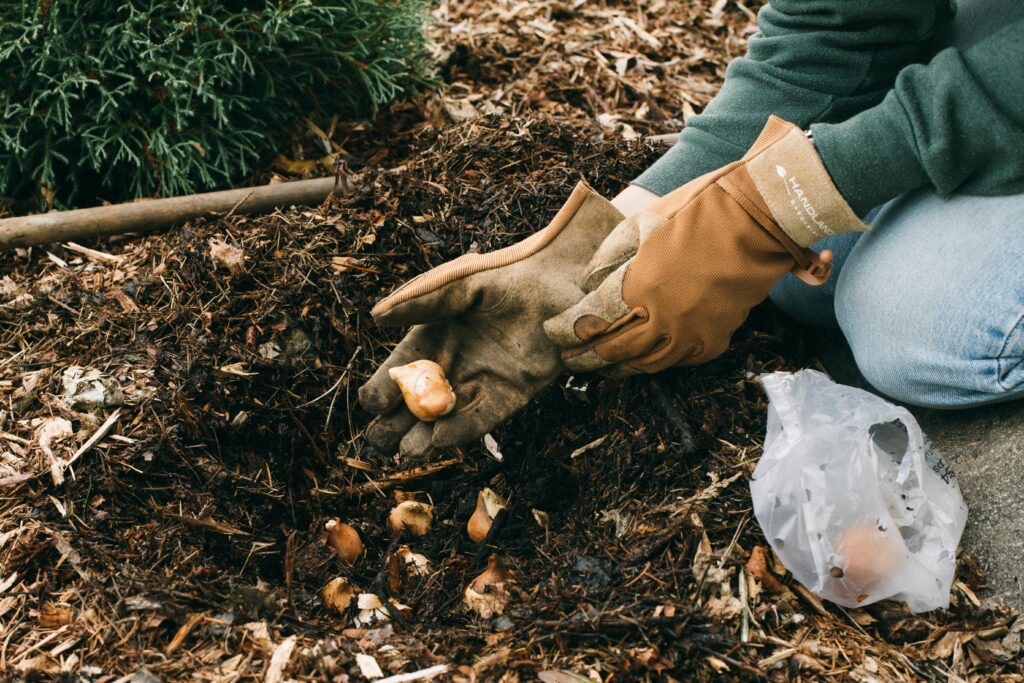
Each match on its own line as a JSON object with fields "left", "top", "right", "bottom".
{"left": 387, "top": 500, "right": 434, "bottom": 536}
{"left": 388, "top": 360, "right": 456, "bottom": 421}
{"left": 322, "top": 577, "right": 358, "bottom": 613}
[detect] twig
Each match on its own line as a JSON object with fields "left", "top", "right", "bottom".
{"left": 532, "top": 613, "right": 693, "bottom": 636}
{"left": 335, "top": 457, "right": 461, "bottom": 495}
{"left": 372, "top": 531, "right": 412, "bottom": 630}
{"left": 63, "top": 242, "right": 123, "bottom": 263}
{"left": 1, "top": 176, "right": 349, "bottom": 249}
{"left": 326, "top": 345, "right": 361, "bottom": 436}
{"left": 298, "top": 345, "right": 362, "bottom": 409}
{"left": 65, "top": 408, "right": 121, "bottom": 477}
{"left": 0, "top": 347, "right": 28, "bottom": 371}
{"left": 647, "top": 379, "right": 697, "bottom": 453}
{"left": 159, "top": 512, "right": 251, "bottom": 536}
{"left": 693, "top": 644, "right": 768, "bottom": 680}
{"left": 791, "top": 583, "right": 830, "bottom": 617}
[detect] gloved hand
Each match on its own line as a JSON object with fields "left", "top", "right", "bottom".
{"left": 544, "top": 116, "right": 867, "bottom": 375}
{"left": 358, "top": 182, "right": 624, "bottom": 461}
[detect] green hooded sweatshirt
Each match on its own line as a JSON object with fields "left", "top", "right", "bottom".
{"left": 633, "top": 0, "right": 1024, "bottom": 215}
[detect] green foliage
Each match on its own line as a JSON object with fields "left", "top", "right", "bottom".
{"left": 0, "top": 0, "right": 434, "bottom": 207}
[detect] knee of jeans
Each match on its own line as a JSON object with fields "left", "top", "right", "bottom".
{"left": 846, "top": 340, "right": 943, "bottom": 407}
{"left": 836, "top": 280, "right": 1024, "bottom": 409}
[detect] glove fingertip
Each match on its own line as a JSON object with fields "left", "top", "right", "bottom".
{"left": 365, "top": 409, "right": 417, "bottom": 452}
{"left": 399, "top": 422, "right": 436, "bottom": 463}
{"left": 358, "top": 379, "right": 400, "bottom": 414}
{"left": 369, "top": 301, "right": 398, "bottom": 326}
{"left": 542, "top": 310, "right": 581, "bottom": 348}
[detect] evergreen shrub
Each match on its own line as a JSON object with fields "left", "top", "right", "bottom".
{"left": 0, "top": 0, "right": 433, "bottom": 207}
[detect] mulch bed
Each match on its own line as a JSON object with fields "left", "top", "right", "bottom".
{"left": 1, "top": 1, "right": 1021, "bottom": 681}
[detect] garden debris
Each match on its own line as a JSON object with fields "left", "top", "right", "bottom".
{"left": 746, "top": 545, "right": 786, "bottom": 595}
{"left": 265, "top": 636, "right": 297, "bottom": 683}
{"left": 33, "top": 416, "right": 74, "bottom": 484}
{"left": 376, "top": 664, "right": 450, "bottom": 683}
{"left": 354, "top": 594, "right": 410, "bottom": 628}
{"left": 482, "top": 433, "right": 503, "bottom": 461}
{"left": 61, "top": 366, "right": 124, "bottom": 410}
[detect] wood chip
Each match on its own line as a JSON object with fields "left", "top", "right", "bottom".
{"left": 355, "top": 653, "right": 384, "bottom": 680}
{"left": 264, "top": 636, "right": 297, "bottom": 683}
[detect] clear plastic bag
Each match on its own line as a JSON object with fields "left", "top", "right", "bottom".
{"left": 751, "top": 369, "right": 968, "bottom": 612}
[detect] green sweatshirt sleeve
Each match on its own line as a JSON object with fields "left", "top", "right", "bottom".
{"left": 633, "top": 0, "right": 954, "bottom": 197}
{"left": 812, "top": 19, "right": 1024, "bottom": 214}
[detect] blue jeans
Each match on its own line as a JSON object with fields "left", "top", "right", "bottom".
{"left": 769, "top": 189, "right": 1024, "bottom": 408}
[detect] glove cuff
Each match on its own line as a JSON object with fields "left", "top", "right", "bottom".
{"left": 746, "top": 119, "right": 869, "bottom": 248}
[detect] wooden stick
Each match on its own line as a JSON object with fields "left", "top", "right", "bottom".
{"left": 0, "top": 176, "right": 351, "bottom": 249}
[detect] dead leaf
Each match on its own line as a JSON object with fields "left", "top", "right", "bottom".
{"left": 33, "top": 416, "right": 74, "bottom": 484}
{"left": 746, "top": 546, "right": 785, "bottom": 594}
{"left": 62, "top": 366, "right": 123, "bottom": 410}
{"left": 209, "top": 238, "right": 245, "bottom": 275}
{"left": 38, "top": 602, "right": 74, "bottom": 628}
{"left": 443, "top": 97, "right": 480, "bottom": 122}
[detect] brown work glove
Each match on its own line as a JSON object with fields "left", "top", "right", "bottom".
{"left": 544, "top": 116, "right": 868, "bottom": 375}
{"left": 358, "top": 182, "right": 624, "bottom": 461}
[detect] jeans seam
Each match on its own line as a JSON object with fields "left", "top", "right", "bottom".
{"left": 996, "top": 307, "right": 1024, "bottom": 391}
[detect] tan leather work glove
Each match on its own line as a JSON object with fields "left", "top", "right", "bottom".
{"left": 544, "top": 116, "right": 868, "bottom": 375}
{"left": 358, "top": 182, "right": 624, "bottom": 461}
